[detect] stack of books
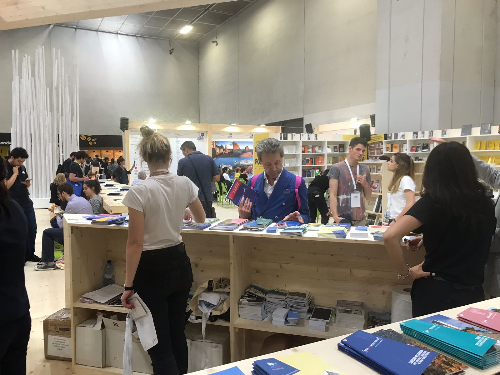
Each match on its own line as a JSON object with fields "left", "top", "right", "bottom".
{"left": 318, "top": 225, "right": 348, "bottom": 238}
{"left": 182, "top": 218, "right": 219, "bottom": 230}
{"left": 264, "top": 289, "right": 288, "bottom": 317}
{"left": 338, "top": 330, "right": 438, "bottom": 375}
{"left": 252, "top": 359, "right": 299, "bottom": 375}
{"left": 240, "top": 218, "right": 273, "bottom": 231}
{"left": 400, "top": 319, "right": 500, "bottom": 370}
{"left": 458, "top": 308, "right": 500, "bottom": 333}
{"left": 209, "top": 218, "right": 248, "bottom": 231}
{"left": 306, "top": 223, "right": 322, "bottom": 231}
{"left": 349, "top": 226, "right": 370, "bottom": 239}
{"left": 272, "top": 307, "right": 290, "bottom": 326}
{"left": 308, "top": 307, "right": 333, "bottom": 332}
{"left": 280, "top": 225, "right": 307, "bottom": 236}
{"left": 238, "top": 285, "right": 269, "bottom": 321}
{"left": 285, "top": 311, "right": 299, "bottom": 326}
{"left": 335, "top": 300, "right": 366, "bottom": 331}
{"left": 285, "top": 291, "right": 313, "bottom": 319}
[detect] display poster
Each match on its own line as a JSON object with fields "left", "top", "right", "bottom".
{"left": 212, "top": 139, "right": 254, "bottom": 170}
{"left": 128, "top": 129, "right": 207, "bottom": 181}
{"left": 253, "top": 133, "right": 269, "bottom": 175}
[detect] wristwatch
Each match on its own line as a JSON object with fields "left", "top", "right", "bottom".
{"left": 124, "top": 284, "right": 134, "bottom": 291}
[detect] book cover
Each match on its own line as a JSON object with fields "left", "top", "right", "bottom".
{"left": 253, "top": 359, "right": 299, "bottom": 375}
{"left": 211, "top": 367, "right": 245, "bottom": 375}
{"left": 375, "top": 329, "right": 468, "bottom": 375}
{"left": 393, "top": 144, "right": 400, "bottom": 153}
{"left": 386, "top": 144, "right": 393, "bottom": 152}
{"left": 421, "top": 314, "right": 492, "bottom": 335}
{"left": 339, "top": 144, "right": 345, "bottom": 153}
{"left": 480, "top": 123, "right": 492, "bottom": 135}
{"left": 333, "top": 145, "right": 339, "bottom": 153}
{"left": 226, "top": 180, "right": 258, "bottom": 205}
{"left": 458, "top": 308, "right": 500, "bottom": 333}
{"left": 461, "top": 124, "right": 472, "bottom": 136}
{"left": 481, "top": 141, "right": 487, "bottom": 150}
{"left": 411, "top": 145, "right": 417, "bottom": 152}
{"left": 339, "top": 330, "right": 438, "bottom": 375}
{"left": 277, "top": 352, "right": 342, "bottom": 375}
{"left": 422, "top": 143, "right": 429, "bottom": 152}
{"left": 413, "top": 132, "right": 418, "bottom": 139}
{"left": 317, "top": 155, "right": 324, "bottom": 165}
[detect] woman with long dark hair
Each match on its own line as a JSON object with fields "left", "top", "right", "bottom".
{"left": 0, "top": 161, "right": 31, "bottom": 372}
{"left": 121, "top": 126, "right": 205, "bottom": 374}
{"left": 384, "top": 142, "right": 496, "bottom": 317}
{"left": 387, "top": 153, "right": 416, "bottom": 224}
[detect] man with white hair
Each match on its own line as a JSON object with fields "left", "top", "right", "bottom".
{"left": 131, "top": 170, "right": 147, "bottom": 186}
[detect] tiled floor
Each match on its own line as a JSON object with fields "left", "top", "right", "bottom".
{"left": 26, "top": 203, "right": 239, "bottom": 373}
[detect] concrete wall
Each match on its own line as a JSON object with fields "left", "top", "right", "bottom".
{"left": 199, "top": 0, "right": 377, "bottom": 127}
{"left": 0, "top": 25, "right": 199, "bottom": 135}
{"left": 376, "top": 0, "right": 497, "bottom": 134}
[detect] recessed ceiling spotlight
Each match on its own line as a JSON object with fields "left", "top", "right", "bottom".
{"left": 350, "top": 117, "right": 358, "bottom": 122}
{"left": 185, "top": 120, "right": 192, "bottom": 125}
{"left": 259, "top": 124, "right": 266, "bottom": 127}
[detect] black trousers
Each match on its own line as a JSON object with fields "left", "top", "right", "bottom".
{"left": 0, "top": 312, "right": 31, "bottom": 375}
{"left": 134, "top": 244, "right": 193, "bottom": 375}
{"left": 308, "top": 191, "right": 329, "bottom": 224}
{"left": 201, "top": 200, "right": 214, "bottom": 218}
{"left": 411, "top": 277, "right": 484, "bottom": 318}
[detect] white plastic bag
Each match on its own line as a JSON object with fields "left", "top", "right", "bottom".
{"left": 123, "top": 315, "right": 134, "bottom": 375}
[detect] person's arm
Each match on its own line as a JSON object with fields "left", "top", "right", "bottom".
{"left": 212, "top": 175, "right": 220, "bottom": 182}
{"left": 211, "top": 160, "right": 220, "bottom": 182}
{"left": 394, "top": 189, "right": 416, "bottom": 222}
{"left": 238, "top": 198, "right": 253, "bottom": 219}
{"left": 472, "top": 155, "right": 500, "bottom": 188}
{"left": 328, "top": 178, "right": 341, "bottom": 223}
{"left": 383, "top": 215, "right": 430, "bottom": 280}
{"left": 121, "top": 208, "right": 144, "bottom": 308}
{"left": 188, "top": 198, "right": 206, "bottom": 223}
{"left": 69, "top": 173, "right": 88, "bottom": 182}
{"left": 358, "top": 170, "right": 372, "bottom": 199}
{"left": 5, "top": 165, "right": 19, "bottom": 189}
{"left": 128, "top": 162, "right": 136, "bottom": 173}
{"left": 177, "top": 160, "right": 183, "bottom": 176}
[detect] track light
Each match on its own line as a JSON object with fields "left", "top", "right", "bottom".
{"left": 180, "top": 25, "right": 193, "bottom": 34}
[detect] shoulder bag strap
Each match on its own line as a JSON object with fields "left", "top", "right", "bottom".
{"left": 187, "top": 155, "right": 209, "bottom": 202}
{"left": 295, "top": 176, "right": 301, "bottom": 211}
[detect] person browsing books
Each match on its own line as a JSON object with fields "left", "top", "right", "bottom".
{"left": 387, "top": 153, "right": 416, "bottom": 224}
{"left": 328, "top": 137, "right": 372, "bottom": 225}
{"left": 121, "top": 126, "right": 205, "bottom": 375}
{"left": 238, "top": 138, "right": 310, "bottom": 223}
{"left": 383, "top": 142, "right": 496, "bottom": 317}
{"left": 307, "top": 170, "right": 330, "bottom": 224}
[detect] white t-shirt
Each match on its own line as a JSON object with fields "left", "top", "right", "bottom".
{"left": 388, "top": 175, "right": 416, "bottom": 219}
{"left": 122, "top": 174, "right": 198, "bottom": 250}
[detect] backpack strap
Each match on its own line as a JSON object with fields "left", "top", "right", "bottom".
{"left": 250, "top": 174, "right": 259, "bottom": 189}
{"left": 294, "top": 176, "right": 301, "bottom": 211}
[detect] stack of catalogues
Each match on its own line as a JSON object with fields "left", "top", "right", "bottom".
{"left": 238, "top": 285, "right": 269, "bottom": 321}
{"left": 264, "top": 289, "right": 288, "bottom": 317}
{"left": 457, "top": 308, "right": 500, "bottom": 333}
{"left": 285, "top": 291, "right": 313, "bottom": 319}
{"left": 400, "top": 319, "right": 500, "bottom": 370}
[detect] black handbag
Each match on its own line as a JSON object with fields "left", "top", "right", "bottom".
{"left": 186, "top": 156, "right": 217, "bottom": 218}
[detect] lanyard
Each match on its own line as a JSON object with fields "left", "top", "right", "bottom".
{"left": 345, "top": 160, "right": 359, "bottom": 189}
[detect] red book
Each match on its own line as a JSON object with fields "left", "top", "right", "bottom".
{"left": 457, "top": 308, "right": 500, "bottom": 333}
{"left": 410, "top": 145, "right": 417, "bottom": 152}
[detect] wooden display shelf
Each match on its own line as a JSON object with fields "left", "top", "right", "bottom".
{"left": 366, "top": 211, "right": 382, "bottom": 216}
{"left": 232, "top": 318, "right": 353, "bottom": 340}
{"left": 73, "top": 301, "right": 126, "bottom": 314}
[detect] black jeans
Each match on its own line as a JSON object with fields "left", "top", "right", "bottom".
{"left": 21, "top": 202, "right": 37, "bottom": 260}
{"left": 0, "top": 312, "right": 31, "bottom": 374}
{"left": 201, "top": 200, "right": 214, "bottom": 218}
{"left": 308, "top": 191, "right": 329, "bottom": 224}
{"left": 134, "top": 244, "right": 193, "bottom": 375}
{"left": 411, "top": 277, "right": 484, "bottom": 317}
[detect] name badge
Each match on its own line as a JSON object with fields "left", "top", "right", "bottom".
{"left": 351, "top": 191, "right": 361, "bottom": 208}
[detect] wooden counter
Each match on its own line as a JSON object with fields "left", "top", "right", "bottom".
{"left": 63, "top": 215, "right": 424, "bottom": 374}
{"left": 98, "top": 182, "right": 128, "bottom": 214}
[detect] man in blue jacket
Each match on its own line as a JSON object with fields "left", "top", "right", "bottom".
{"left": 238, "top": 138, "right": 309, "bottom": 223}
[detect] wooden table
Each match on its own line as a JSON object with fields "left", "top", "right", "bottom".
{"left": 189, "top": 299, "right": 499, "bottom": 375}
{"left": 98, "top": 181, "right": 128, "bottom": 214}
{"left": 63, "top": 215, "right": 425, "bottom": 374}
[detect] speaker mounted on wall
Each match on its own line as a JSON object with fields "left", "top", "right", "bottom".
{"left": 370, "top": 114, "right": 375, "bottom": 127}
{"left": 120, "top": 117, "right": 129, "bottom": 132}
{"left": 359, "top": 124, "right": 371, "bottom": 142}
{"left": 305, "top": 123, "right": 313, "bottom": 134}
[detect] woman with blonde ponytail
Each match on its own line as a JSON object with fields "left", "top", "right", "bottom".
{"left": 387, "top": 153, "right": 416, "bottom": 224}
{"left": 120, "top": 126, "right": 205, "bottom": 374}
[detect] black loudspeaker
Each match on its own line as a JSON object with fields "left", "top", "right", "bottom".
{"left": 120, "top": 117, "right": 129, "bottom": 132}
{"left": 305, "top": 123, "right": 313, "bottom": 134}
{"left": 370, "top": 114, "right": 375, "bottom": 127}
{"left": 359, "top": 124, "right": 371, "bottom": 142}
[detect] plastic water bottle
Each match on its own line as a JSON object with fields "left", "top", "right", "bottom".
{"left": 103, "top": 260, "right": 115, "bottom": 286}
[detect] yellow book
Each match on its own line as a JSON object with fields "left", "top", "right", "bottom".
{"left": 481, "top": 141, "right": 487, "bottom": 150}
{"left": 393, "top": 144, "right": 399, "bottom": 153}
{"left": 495, "top": 141, "right": 500, "bottom": 150}
{"left": 278, "top": 352, "right": 342, "bottom": 375}
{"left": 488, "top": 141, "right": 495, "bottom": 150}
{"left": 475, "top": 141, "right": 481, "bottom": 150}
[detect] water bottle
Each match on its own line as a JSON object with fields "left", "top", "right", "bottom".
{"left": 384, "top": 210, "right": 391, "bottom": 226}
{"left": 103, "top": 260, "right": 115, "bottom": 286}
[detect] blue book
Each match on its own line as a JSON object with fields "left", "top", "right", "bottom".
{"left": 339, "top": 330, "right": 438, "bottom": 375}
{"left": 212, "top": 367, "right": 245, "bottom": 375}
{"left": 421, "top": 314, "right": 491, "bottom": 334}
{"left": 253, "top": 358, "right": 299, "bottom": 375}
{"left": 226, "top": 180, "right": 258, "bottom": 205}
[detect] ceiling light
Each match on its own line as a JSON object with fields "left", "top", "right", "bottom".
{"left": 260, "top": 124, "right": 266, "bottom": 127}
{"left": 180, "top": 25, "right": 193, "bottom": 34}
{"left": 231, "top": 123, "right": 237, "bottom": 126}
{"left": 350, "top": 117, "right": 358, "bottom": 122}
{"left": 149, "top": 118, "right": 156, "bottom": 124}
{"left": 225, "top": 126, "right": 238, "bottom": 132}
{"left": 185, "top": 120, "right": 192, "bottom": 125}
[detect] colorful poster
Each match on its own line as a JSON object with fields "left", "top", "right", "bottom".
{"left": 212, "top": 140, "right": 254, "bottom": 169}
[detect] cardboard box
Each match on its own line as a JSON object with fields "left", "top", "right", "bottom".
{"left": 185, "top": 324, "right": 230, "bottom": 373}
{"left": 102, "top": 317, "right": 153, "bottom": 374}
{"left": 43, "top": 309, "right": 72, "bottom": 361}
{"left": 76, "top": 319, "right": 105, "bottom": 368}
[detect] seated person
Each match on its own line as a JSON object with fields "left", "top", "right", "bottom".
{"left": 35, "top": 183, "right": 93, "bottom": 271}
{"left": 131, "top": 170, "right": 147, "bottom": 186}
{"left": 49, "top": 173, "right": 68, "bottom": 210}
{"left": 234, "top": 167, "right": 241, "bottom": 179}
{"left": 238, "top": 138, "right": 309, "bottom": 223}
{"left": 83, "top": 180, "right": 103, "bottom": 214}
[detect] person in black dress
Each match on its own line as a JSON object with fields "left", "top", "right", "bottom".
{"left": 0, "top": 160, "right": 31, "bottom": 374}
{"left": 384, "top": 142, "right": 496, "bottom": 317}
{"left": 307, "top": 170, "right": 330, "bottom": 224}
